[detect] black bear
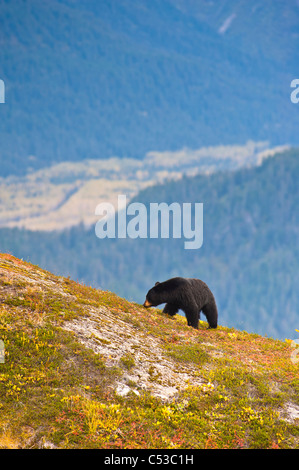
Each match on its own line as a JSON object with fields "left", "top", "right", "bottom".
{"left": 143, "top": 277, "right": 218, "bottom": 329}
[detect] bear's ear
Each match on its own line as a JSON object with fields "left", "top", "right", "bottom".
{"left": 155, "top": 281, "right": 160, "bottom": 286}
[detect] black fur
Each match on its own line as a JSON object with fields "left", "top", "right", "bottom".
{"left": 143, "top": 277, "right": 218, "bottom": 329}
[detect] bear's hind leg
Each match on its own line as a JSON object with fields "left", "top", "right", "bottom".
{"left": 163, "top": 303, "right": 179, "bottom": 316}
{"left": 202, "top": 300, "right": 218, "bottom": 329}
{"left": 184, "top": 306, "right": 199, "bottom": 329}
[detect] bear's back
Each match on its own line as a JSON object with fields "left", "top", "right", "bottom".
{"left": 185, "top": 278, "right": 214, "bottom": 305}
{"left": 157, "top": 277, "right": 214, "bottom": 307}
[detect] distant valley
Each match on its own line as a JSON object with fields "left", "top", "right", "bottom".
{"left": 0, "top": 141, "right": 287, "bottom": 231}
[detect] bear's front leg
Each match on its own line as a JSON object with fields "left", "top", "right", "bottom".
{"left": 163, "top": 303, "right": 179, "bottom": 316}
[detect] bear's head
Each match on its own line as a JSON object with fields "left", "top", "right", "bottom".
{"left": 143, "top": 282, "right": 160, "bottom": 308}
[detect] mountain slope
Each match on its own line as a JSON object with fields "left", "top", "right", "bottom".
{"left": 0, "top": 0, "right": 298, "bottom": 176}
{"left": 124, "top": 148, "right": 299, "bottom": 338}
{"left": 0, "top": 253, "right": 298, "bottom": 449}
{"left": 1, "top": 148, "right": 298, "bottom": 340}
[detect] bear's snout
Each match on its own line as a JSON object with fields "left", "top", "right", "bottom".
{"left": 143, "top": 299, "right": 152, "bottom": 308}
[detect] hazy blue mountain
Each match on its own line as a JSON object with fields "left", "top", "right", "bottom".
{"left": 1, "top": 148, "right": 298, "bottom": 340}
{"left": 0, "top": 0, "right": 298, "bottom": 176}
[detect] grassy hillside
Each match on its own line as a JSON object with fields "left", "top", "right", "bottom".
{"left": 0, "top": 253, "right": 298, "bottom": 449}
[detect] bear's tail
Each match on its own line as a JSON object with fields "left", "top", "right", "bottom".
{"left": 202, "top": 299, "right": 218, "bottom": 329}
